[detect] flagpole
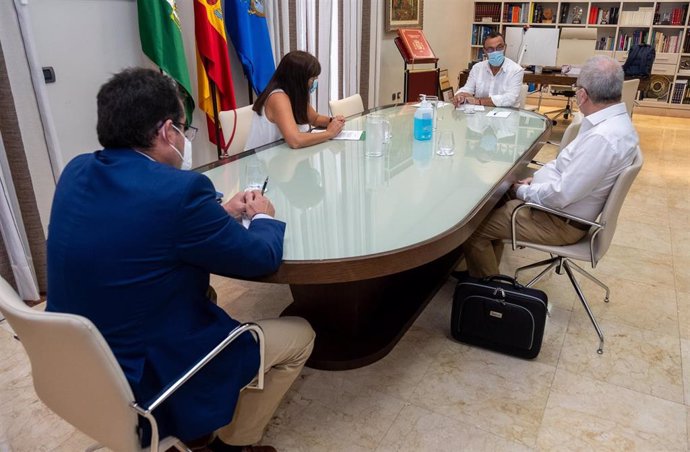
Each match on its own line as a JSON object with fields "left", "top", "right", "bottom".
{"left": 209, "top": 80, "right": 225, "bottom": 159}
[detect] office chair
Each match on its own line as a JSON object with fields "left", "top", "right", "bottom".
{"left": 0, "top": 277, "right": 265, "bottom": 452}
{"left": 219, "top": 105, "right": 254, "bottom": 156}
{"left": 518, "top": 84, "right": 539, "bottom": 111}
{"left": 329, "top": 94, "right": 365, "bottom": 118}
{"left": 622, "top": 78, "right": 641, "bottom": 117}
{"left": 544, "top": 85, "right": 577, "bottom": 125}
{"left": 506, "top": 147, "right": 643, "bottom": 354}
{"left": 530, "top": 111, "right": 583, "bottom": 168}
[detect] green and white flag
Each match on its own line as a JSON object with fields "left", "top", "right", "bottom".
{"left": 137, "top": 0, "right": 195, "bottom": 124}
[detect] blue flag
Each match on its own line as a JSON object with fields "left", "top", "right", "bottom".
{"left": 224, "top": 0, "right": 276, "bottom": 94}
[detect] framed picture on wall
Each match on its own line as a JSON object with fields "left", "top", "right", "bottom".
{"left": 385, "top": 0, "right": 424, "bottom": 32}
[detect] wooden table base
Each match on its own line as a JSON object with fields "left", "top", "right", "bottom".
{"left": 282, "top": 246, "right": 464, "bottom": 370}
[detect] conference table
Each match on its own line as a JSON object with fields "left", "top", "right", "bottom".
{"left": 200, "top": 104, "right": 550, "bottom": 370}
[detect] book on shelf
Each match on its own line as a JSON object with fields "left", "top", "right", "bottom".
{"left": 474, "top": 2, "right": 501, "bottom": 22}
{"left": 471, "top": 25, "right": 496, "bottom": 46}
{"left": 396, "top": 29, "right": 437, "bottom": 63}
{"left": 619, "top": 7, "right": 654, "bottom": 26}
{"left": 671, "top": 79, "right": 687, "bottom": 104}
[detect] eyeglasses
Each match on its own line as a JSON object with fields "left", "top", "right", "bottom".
{"left": 175, "top": 122, "right": 198, "bottom": 141}
{"left": 483, "top": 44, "right": 505, "bottom": 53}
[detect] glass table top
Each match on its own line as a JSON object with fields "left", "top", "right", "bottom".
{"left": 202, "top": 104, "right": 548, "bottom": 261}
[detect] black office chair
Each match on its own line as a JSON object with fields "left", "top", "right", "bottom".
{"left": 544, "top": 85, "right": 576, "bottom": 125}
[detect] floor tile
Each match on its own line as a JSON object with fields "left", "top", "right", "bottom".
{"left": 408, "top": 344, "right": 556, "bottom": 447}
{"left": 536, "top": 368, "right": 687, "bottom": 451}
{"left": 561, "top": 314, "right": 683, "bottom": 403}
{"left": 678, "top": 291, "right": 690, "bottom": 341}
{"left": 592, "top": 244, "right": 675, "bottom": 288}
{"left": 376, "top": 404, "right": 532, "bottom": 452}
{"left": 674, "top": 255, "right": 690, "bottom": 294}
{"left": 611, "top": 218, "right": 672, "bottom": 255}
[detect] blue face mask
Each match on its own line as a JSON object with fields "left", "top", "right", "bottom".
{"left": 309, "top": 79, "right": 318, "bottom": 93}
{"left": 487, "top": 50, "right": 505, "bottom": 67}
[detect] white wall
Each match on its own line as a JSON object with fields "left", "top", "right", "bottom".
{"left": 21, "top": 0, "right": 251, "bottom": 170}
{"left": 378, "top": 0, "right": 473, "bottom": 107}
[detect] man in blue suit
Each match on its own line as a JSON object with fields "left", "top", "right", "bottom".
{"left": 47, "top": 68, "right": 314, "bottom": 452}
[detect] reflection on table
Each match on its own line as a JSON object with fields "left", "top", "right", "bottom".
{"left": 202, "top": 104, "right": 550, "bottom": 369}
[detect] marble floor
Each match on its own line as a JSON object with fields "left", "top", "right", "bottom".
{"left": 1, "top": 113, "right": 689, "bottom": 451}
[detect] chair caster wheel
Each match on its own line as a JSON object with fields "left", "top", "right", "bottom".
{"left": 552, "top": 120, "right": 557, "bottom": 126}
{"left": 604, "top": 297, "right": 609, "bottom": 303}
{"left": 564, "top": 113, "right": 569, "bottom": 119}
{"left": 597, "top": 348, "right": 603, "bottom": 354}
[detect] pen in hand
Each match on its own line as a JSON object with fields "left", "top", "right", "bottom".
{"left": 260, "top": 176, "right": 269, "bottom": 195}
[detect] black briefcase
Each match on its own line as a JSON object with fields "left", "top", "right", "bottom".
{"left": 451, "top": 275, "right": 548, "bottom": 359}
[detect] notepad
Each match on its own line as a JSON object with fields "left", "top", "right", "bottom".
{"left": 332, "top": 130, "right": 364, "bottom": 140}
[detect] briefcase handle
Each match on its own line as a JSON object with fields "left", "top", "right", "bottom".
{"left": 482, "top": 274, "right": 525, "bottom": 289}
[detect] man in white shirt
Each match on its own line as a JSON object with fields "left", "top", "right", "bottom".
{"left": 453, "top": 32, "right": 524, "bottom": 108}
{"left": 461, "top": 55, "right": 639, "bottom": 278}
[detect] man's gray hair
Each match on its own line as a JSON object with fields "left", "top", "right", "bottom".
{"left": 576, "top": 55, "right": 624, "bottom": 103}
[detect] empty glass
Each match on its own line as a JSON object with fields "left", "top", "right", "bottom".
{"left": 365, "top": 114, "right": 391, "bottom": 157}
{"left": 244, "top": 159, "right": 265, "bottom": 191}
{"left": 436, "top": 130, "right": 455, "bottom": 156}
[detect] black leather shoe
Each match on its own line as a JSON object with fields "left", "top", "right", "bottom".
{"left": 208, "top": 437, "right": 277, "bottom": 452}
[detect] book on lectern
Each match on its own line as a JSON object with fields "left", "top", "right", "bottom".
{"left": 396, "top": 28, "right": 437, "bottom": 63}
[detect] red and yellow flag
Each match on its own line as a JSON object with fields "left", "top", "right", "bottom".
{"left": 194, "top": 0, "right": 236, "bottom": 147}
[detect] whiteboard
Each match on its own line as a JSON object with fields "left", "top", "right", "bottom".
{"left": 505, "top": 27, "right": 559, "bottom": 67}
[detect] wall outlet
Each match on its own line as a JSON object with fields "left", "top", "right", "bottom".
{"left": 396, "top": 92, "right": 401, "bottom": 100}
{"left": 391, "top": 93, "right": 396, "bottom": 101}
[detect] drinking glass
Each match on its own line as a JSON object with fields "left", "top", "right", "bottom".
{"left": 244, "top": 159, "right": 265, "bottom": 191}
{"left": 436, "top": 130, "right": 455, "bottom": 156}
{"left": 365, "top": 114, "right": 391, "bottom": 157}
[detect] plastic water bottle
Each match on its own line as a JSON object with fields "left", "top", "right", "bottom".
{"left": 414, "top": 95, "right": 433, "bottom": 141}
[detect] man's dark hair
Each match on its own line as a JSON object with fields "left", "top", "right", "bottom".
{"left": 253, "top": 50, "right": 321, "bottom": 125}
{"left": 96, "top": 68, "right": 184, "bottom": 149}
{"left": 483, "top": 31, "right": 505, "bottom": 46}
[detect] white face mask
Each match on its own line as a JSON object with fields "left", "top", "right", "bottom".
{"left": 170, "top": 125, "right": 193, "bottom": 170}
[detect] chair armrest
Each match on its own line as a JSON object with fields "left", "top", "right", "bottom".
{"left": 136, "top": 322, "right": 265, "bottom": 414}
{"left": 509, "top": 202, "right": 603, "bottom": 251}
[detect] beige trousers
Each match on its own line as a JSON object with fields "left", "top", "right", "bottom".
{"left": 463, "top": 199, "right": 588, "bottom": 278}
{"left": 216, "top": 316, "right": 315, "bottom": 445}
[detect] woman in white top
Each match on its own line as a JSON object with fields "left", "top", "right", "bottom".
{"left": 244, "top": 51, "right": 345, "bottom": 150}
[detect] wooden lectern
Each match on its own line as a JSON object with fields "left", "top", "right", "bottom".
{"left": 395, "top": 29, "right": 439, "bottom": 102}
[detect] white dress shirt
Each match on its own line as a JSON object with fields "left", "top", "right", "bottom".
{"left": 516, "top": 102, "right": 639, "bottom": 221}
{"left": 456, "top": 58, "right": 524, "bottom": 108}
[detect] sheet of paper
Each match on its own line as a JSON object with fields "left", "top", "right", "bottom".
{"left": 331, "top": 130, "right": 363, "bottom": 140}
{"left": 486, "top": 110, "right": 511, "bottom": 118}
{"left": 242, "top": 216, "right": 250, "bottom": 229}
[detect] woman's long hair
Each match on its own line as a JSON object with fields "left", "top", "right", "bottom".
{"left": 253, "top": 51, "right": 321, "bottom": 125}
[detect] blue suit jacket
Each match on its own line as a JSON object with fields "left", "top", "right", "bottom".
{"left": 46, "top": 148, "right": 286, "bottom": 443}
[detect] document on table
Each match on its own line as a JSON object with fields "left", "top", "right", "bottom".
{"left": 311, "top": 129, "right": 363, "bottom": 140}
{"left": 486, "top": 110, "right": 511, "bottom": 118}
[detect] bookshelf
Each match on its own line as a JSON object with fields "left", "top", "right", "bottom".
{"left": 471, "top": 0, "right": 690, "bottom": 111}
